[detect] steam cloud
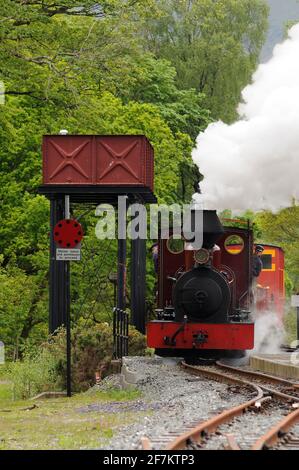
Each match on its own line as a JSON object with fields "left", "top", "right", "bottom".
{"left": 193, "top": 23, "right": 299, "bottom": 212}
{"left": 252, "top": 312, "right": 285, "bottom": 355}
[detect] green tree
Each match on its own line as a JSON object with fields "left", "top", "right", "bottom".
{"left": 125, "top": 55, "right": 210, "bottom": 140}
{"left": 1, "top": 0, "right": 251, "bottom": 355}
{"left": 0, "top": 1, "right": 142, "bottom": 103}
{"left": 0, "top": 89, "right": 197, "bottom": 352}
{"left": 0, "top": 261, "right": 48, "bottom": 359}
{"left": 140, "top": 0, "right": 268, "bottom": 122}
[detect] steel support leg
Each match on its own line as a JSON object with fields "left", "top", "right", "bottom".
{"left": 49, "top": 195, "right": 70, "bottom": 333}
{"left": 117, "top": 238, "right": 127, "bottom": 311}
{"left": 130, "top": 237, "right": 146, "bottom": 334}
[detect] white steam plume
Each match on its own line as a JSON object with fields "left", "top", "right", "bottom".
{"left": 252, "top": 312, "right": 285, "bottom": 355}
{"left": 193, "top": 23, "right": 299, "bottom": 212}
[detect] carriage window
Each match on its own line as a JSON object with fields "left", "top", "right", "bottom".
{"left": 166, "top": 236, "right": 185, "bottom": 254}
{"left": 224, "top": 235, "right": 244, "bottom": 255}
{"left": 261, "top": 254, "right": 272, "bottom": 269}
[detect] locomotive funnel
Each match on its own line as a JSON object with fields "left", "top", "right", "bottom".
{"left": 190, "top": 209, "right": 224, "bottom": 249}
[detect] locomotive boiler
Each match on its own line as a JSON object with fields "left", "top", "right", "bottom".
{"left": 146, "top": 209, "right": 255, "bottom": 361}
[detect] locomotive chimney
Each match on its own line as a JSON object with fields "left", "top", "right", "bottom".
{"left": 190, "top": 209, "right": 224, "bottom": 249}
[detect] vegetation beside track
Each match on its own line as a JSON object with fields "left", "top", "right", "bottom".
{"left": 0, "top": 378, "right": 142, "bottom": 450}
{"left": 0, "top": 322, "right": 148, "bottom": 400}
{"left": 0, "top": 0, "right": 269, "bottom": 361}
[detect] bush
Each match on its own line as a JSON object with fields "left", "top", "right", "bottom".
{"left": 71, "top": 322, "right": 148, "bottom": 391}
{"left": 128, "top": 326, "right": 147, "bottom": 356}
{"left": 284, "top": 307, "right": 298, "bottom": 345}
{"left": 6, "top": 321, "right": 148, "bottom": 397}
{"left": 72, "top": 321, "right": 114, "bottom": 391}
{"left": 8, "top": 348, "right": 59, "bottom": 400}
{"left": 46, "top": 321, "right": 148, "bottom": 392}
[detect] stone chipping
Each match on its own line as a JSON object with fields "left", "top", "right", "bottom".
{"left": 103, "top": 356, "right": 255, "bottom": 450}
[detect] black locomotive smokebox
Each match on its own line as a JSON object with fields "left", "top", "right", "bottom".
{"left": 185, "top": 209, "right": 224, "bottom": 249}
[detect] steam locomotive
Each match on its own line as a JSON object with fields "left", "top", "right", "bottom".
{"left": 146, "top": 210, "right": 255, "bottom": 361}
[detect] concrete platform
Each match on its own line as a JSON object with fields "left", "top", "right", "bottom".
{"left": 119, "top": 357, "right": 138, "bottom": 390}
{"left": 250, "top": 353, "right": 299, "bottom": 380}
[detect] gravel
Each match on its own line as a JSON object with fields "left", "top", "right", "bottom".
{"left": 102, "top": 356, "right": 254, "bottom": 450}
{"left": 276, "top": 422, "right": 299, "bottom": 450}
{"left": 78, "top": 401, "right": 163, "bottom": 414}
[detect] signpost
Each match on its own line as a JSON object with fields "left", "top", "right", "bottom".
{"left": 291, "top": 294, "right": 299, "bottom": 342}
{"left": 53, "top": 197, "right": 84, "bottom": 397}
{"left": 56, "top": 248, "right": 81, "bottom": 261}
{"left": 64, "top": 196, "right": 72, "bottom": 398}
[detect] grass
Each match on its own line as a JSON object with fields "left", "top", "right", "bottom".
{"left": 284, "top": 308, "right": 298, "bottom": 345}
{"left": 0, "top": 381, "right": 11, "bottom": 402}
{"left": 0, "top": 376, "right": 143, "bottom": 450}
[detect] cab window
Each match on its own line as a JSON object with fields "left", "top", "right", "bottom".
{"left": 261, "top": 254, "right": 272, "bottom": 269}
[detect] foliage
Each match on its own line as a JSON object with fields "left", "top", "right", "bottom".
{"left": 72, "top": 321, "right": 147, "bottom": 390}
{"left": 0, "top": 0, "right": 157, "bottom": 103}
{"left": 139, "top": 0, "right": 269, "bottom": 122}
{"left": 0, "top": 0, "right": 269, "bottom": 356}
{"left": 44, "top": 322, "right": 147, "bottom": 392}
{"left": 7, "top": 348, "right": 59, "bottom": 399}
{"left": 0, "top": 382, "right": 141, "bottom": 450}
{"left": 4, "top": 322, "right": 146, "bottom": 397}
{"left": 0, "top": 262, "right": 48, "bottom": 359}
{"left": 128, "top": 326, "right": 148, "bottom": 357}
{"left": 255, "top": 205, "right": 299, "bottom": 291}
{"left": 124, "top": 55, "right": 210, "bottom": 140}
{"left": 283, "top": 307, "right": 298, "bottom": 345}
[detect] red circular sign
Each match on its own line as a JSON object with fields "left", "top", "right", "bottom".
{"left": 53, "top": 219, "right": 83, "bottom": 248}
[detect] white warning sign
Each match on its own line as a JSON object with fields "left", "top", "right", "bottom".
{"left": 56, "top": 248, "right": 81, "bottom": 261}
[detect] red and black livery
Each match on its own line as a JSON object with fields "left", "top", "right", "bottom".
{"left": 146, "top": 211, "right": 255, "bottom": 360}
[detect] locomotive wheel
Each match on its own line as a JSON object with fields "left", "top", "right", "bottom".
{"left": 221, "top": 350, "right": 249, "bottom": 366}
{"left": 183, "top": 356, "right": 216, "bottom": 366}
{"left": 155, "top": 348, "right": 223, "bottom": 364}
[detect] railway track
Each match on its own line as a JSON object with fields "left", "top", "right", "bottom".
{"left": 215, "top": 361, "right": 299, "bottom": 403}
{"left": 141, "top": 361, "right": 299, "bottom": 450}
{"left": 251, "top": 408, "right": 299, "bottom": 450}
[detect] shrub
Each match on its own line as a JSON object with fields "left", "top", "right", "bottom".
{"left": 8, "top": 348, "right": 59, "bottom": 400}
{"left": 284, "top": 307, "right": 297, "bottom": 345}
{"left": 46, "top": 321, "right": 148, "bottom": 392}
{"left": 128, "top": 326, "right": 147, "bottom": 356}
{"left": 72, "top": 321, "right": 114, "bottom": 391}
{"left": 7, "top": 321, "right": 148, "bottom": 397}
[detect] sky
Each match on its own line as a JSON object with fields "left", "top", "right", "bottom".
{"left": 261, "top": 0, "right": 299, "bottom": 61}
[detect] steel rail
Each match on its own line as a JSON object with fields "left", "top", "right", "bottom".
{"left": 140, "top": 437, "right": 152, "bottom": 450}
{"left": 251, "top": 408, "right": 299, "bottom": 450}
{"left": 258, "top": 386, "right": 299, "bottom": 403}
{"left": 216, "top": 361, "right": 299, "bottom": 389}
{"left": 141, "top": 361, "right": 299, "bottom": 451}
{"left": 165, "top": 362, "right": 264, "bottom": 450}
{"left": 182, "top": 362, "right": 299, "bottom": 403}
{"left": 180, "top": 361, "right": 260, "bottom": 387}
{"left": 212, "top": 362, "right": 299, "bottom": 403}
